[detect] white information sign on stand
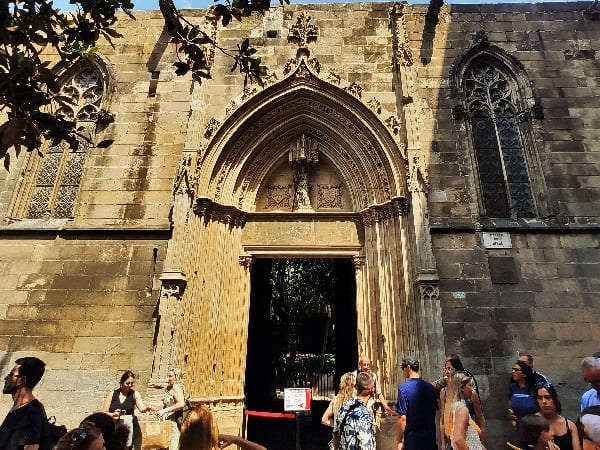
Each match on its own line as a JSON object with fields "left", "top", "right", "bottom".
{"left": 482, "top": 231, "right": 512, "bottom": 249}
{"left": 284, "top": 388, "right": 311, "bottom": 412}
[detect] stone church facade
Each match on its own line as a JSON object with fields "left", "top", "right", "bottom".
{"left": 0, "top": 1, "right": 598, "bottom": 446}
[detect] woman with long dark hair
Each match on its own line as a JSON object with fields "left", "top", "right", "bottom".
{"left": 508, "top": 361, "right": 540, "bottom": 430}
{"left": 535, "top": 383, "right": 581, "bottom": 450}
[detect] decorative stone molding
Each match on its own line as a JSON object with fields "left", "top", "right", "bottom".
{"left": 418, "top": 283, "right": 439, "bottom": 302}
{"left": 263, "top": 72, "right": 279, "bottom": 87}
{"left": 241, "top": 87, "right": 258, "bottom": 102}
{"left": 204, "top": 9, "right": 219, "bottom": 68}
{"left": 234, "top": 116, "right": 390, "bottom": 209}
{"left": 406, "top": 152, "right": 429, "bottom": 193}
{"left": 174, "top": 156, "right": 195, "bottom": 196}
{"left": 389, "top": 2, "right": 414, "bottom": 69}
{"left": 267, "top": 185, "right": 293, "bottom": 209}
{"left": 473, "top": 29, "right": 490, "bottom": 47}
{"left": 359, "top": 197, "right": 409, "bottom": 226}
{"left": 151, "top": 270, "right": 188, "bottom": 381}
{"left": 283, "top": 58, "right": 297, "bottom": 76}
{"left": 367, "top": 98, "right": 382, "bottom": 115}
{"left": 204, "top": 118, "right": 221, "bottom": 138}
{"left": 307, "top": 58, "right": 321, "bottom": 74}
{"left": 225, "top": 101, "right": 238, "bottom": 117}
{"left": 96, "top": 109, "right": 115, "bottom": 125}
{"left": 288, "top": 12, "right": 319, "bottom": 48}
{"left": 385, "top": 115, "right": 402, "bottom": 137}
{"left": 344, "top": 82, "right": 363, "bottom": 99}
{"left": 193, "top": 197, "right": 247, "bottom": 227}
{"left": 327, "top": 71, "right": 341, "bottom": 85}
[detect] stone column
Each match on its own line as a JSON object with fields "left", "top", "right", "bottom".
{"left": 358, "top": 198, "right": 413, "bottom": 399}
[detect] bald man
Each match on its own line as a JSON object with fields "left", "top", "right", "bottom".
{"left": 354, "top": 355, "right": 395, "bottom": 417}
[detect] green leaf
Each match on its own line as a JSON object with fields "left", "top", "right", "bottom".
{"left": 173, "top": 61, "right": 189, "bottom": 76}
{"left": 102, "top": 27, "right": 123, "bottom": 39}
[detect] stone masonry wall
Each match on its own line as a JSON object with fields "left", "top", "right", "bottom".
{"left": 0, "top": 235, "right": 167, "bottom": 427}
{"left": 420, "top": 1, "right": 600, "bottom": 444}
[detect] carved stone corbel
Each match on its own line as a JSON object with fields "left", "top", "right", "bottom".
{"left": 160, "top": 270, "right": 187, "bottom": 300}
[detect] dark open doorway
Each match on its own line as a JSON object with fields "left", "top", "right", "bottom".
{"left": 244, "top": 258, "right": 357, "bottom": 449}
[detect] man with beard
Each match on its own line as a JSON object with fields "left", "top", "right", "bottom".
{"left": 0, "top": 357, "right": 47, "bottom": 450}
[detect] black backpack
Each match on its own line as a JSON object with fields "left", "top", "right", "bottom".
{"left": 39, "top": 403, "right": 67, "bottom": 450}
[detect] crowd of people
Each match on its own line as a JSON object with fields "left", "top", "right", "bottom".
{"left": 322, "top": 353, "right": 600, "bottom": 450}
{"left": 0, "top": 358, "right": 265, "bottom": 450}
{"left": 0, "top": 353, "right": 599, "bottom": 450}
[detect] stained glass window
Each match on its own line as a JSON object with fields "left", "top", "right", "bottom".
{"left": 26, "top": 68, "right": 103, "bottom": 219}
{"left": 464, "top": 61, "right": 535, "bottom": 218}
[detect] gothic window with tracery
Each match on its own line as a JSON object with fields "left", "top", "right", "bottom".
{"left": 26, "top": 68, "right": 103, "bottom": 219}
{"left": 464, "top": 60, "right": 536, "bottom": 218}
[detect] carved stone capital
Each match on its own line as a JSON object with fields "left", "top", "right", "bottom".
{"left": 238, "top": 255, "right": 255, "bottom": 268}
{"left": 352, "top": 256, "right": 365, "bottom": 269}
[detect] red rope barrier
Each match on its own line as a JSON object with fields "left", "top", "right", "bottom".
{"left": 244, "top": 410, "right": 296, "bottom": 419}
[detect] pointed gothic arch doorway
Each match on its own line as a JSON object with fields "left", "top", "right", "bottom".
{"left": 151, "top": 56, "right": 444, "bottom": 439}
{"left": 244, "top": 257, "right": 357, "bottom": 448}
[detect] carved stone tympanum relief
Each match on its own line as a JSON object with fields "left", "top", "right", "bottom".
{"left": 267, "top": 185, "right": 292, "bottom": 209}
{"left": 318, "top": 184, "right": 343, "bottom": 209}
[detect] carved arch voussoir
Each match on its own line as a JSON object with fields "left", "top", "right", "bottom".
{"left": 199, "top": 58, "right": 408, "bottom": 212}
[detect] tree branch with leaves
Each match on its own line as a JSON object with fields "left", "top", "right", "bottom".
{"left": 0, "top": 0, "right": 287, "bottom": 170}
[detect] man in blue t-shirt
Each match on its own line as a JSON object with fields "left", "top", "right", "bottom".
{"left": 396, "top": 356, "right": 438, "bottom": 450}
